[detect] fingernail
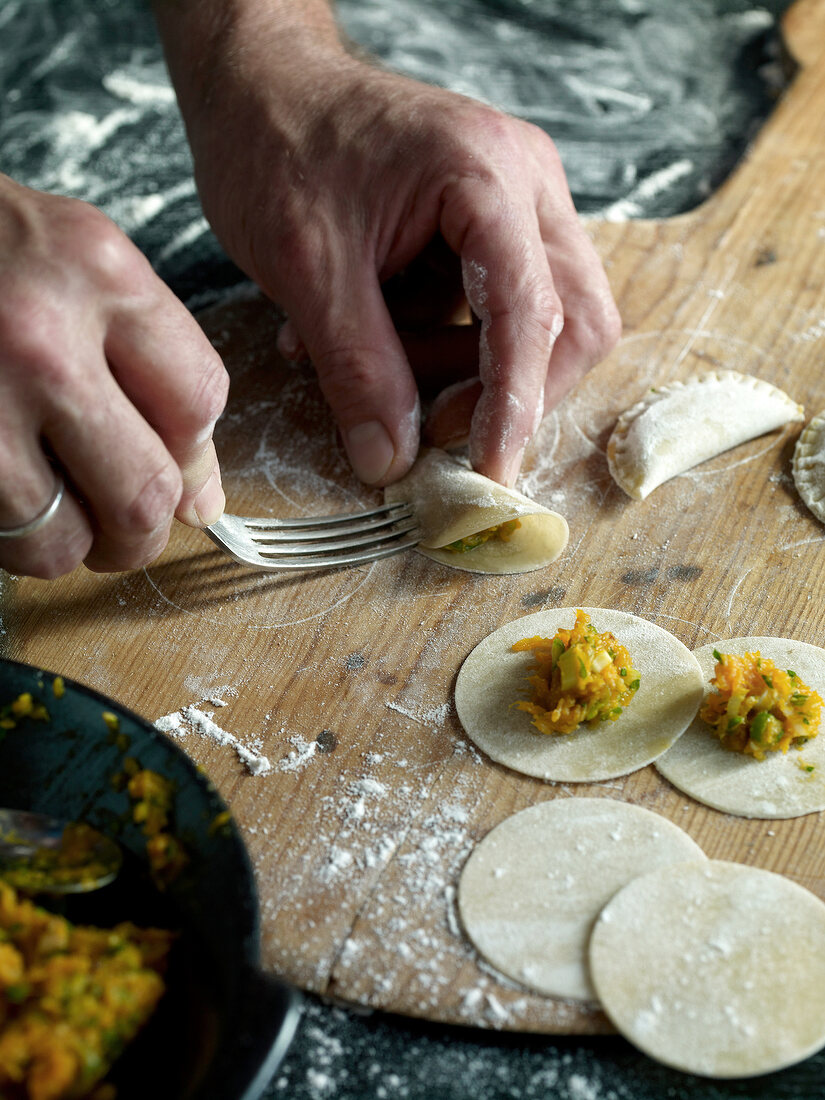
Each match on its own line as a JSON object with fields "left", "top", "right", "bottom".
{"left": 277, "top": 322, "right": 308, "bottom": 363}
{"left": 345, "top": 420, "right": 395, "bottom": 484}
{"left": 193, "top": 470, "right": 225, "bottom": 525}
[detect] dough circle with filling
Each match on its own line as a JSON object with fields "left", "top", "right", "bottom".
{"left": 384, "top": 448, "right": 568, "bottom": 574}
{"left": 655, "top": 637, "right": 825, "bottom": 818}
{"left": 589, "top": 860, "right": 825, "bottom": 1077}
{"left": 457, "top": 798, "right": 705, "bottom": 1001}
{"left": 455, "top": 607, "right": 704, "bottom": 782}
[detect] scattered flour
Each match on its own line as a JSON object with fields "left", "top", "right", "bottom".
{"left": 794, "top": 317, "right": 825, "bottom": 343}
{"left": 269, "top": 997, "right": 629, "bottom": 1100}
{"left": 153, "top": 702, "right": 272, "bottom": 776}
{"left": 386, "top": 700, "right": 452, "bottom": 728}
{"left": 278, "top": 735, "right": 319, "bottom": 773}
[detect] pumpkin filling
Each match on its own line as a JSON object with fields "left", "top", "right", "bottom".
{"left": 0, "top": 880, "right": 173, "bottom": 1100}
{"left": 443, "top": 519, "right": 521, "bottom": 553}
{"left": 512, "top": 609, "right": 640, "bottom": 735}
{"left": 699, "top": 650, "right": 822, "bottom": 760}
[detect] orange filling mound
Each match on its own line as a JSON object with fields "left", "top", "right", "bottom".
{"left": 511, "top": 609, "right": 640, "bottom": 735}
{"left": 700, "top": 650, "right": 822, "bottom": 761}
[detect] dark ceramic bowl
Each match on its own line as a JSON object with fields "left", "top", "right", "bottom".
{"left": 0, "top": 657, "right": 300, "bottom": 1100}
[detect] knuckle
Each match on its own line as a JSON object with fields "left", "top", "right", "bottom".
{"left": 564, "top": 301, "right": 621, "bottom": 370}
{"left": 64, "top": 201, "right": 146, "bottom": 287}
{"left": 440, "top": 104, "right": 543, "bottom": 183}
{"left": 275, "top": 223, "right": 329, "bottom": 294}
{"left": 524, "top": 120, "right": 565, "bottom": 167}
{"left": 513, "top": 276, "right": 563, "bottom": 347}
{"left": 198, "top": 352, "right": 231, "bottom": 420}
{"left": 85, "top": 528, "right": 170, "bottom": 574}
{"left": 0, "top": 285, "right": 52, "bottom": 354}
{"left": 312, "top": 343, "right": 384, "bottom": 408}
{"left": 532, "top": 278, "right": 564, "bottom": 327}
{"left": 310, "top": 339, "right": 415, "bottom": 430}
{"left": 583, "top": 291, "right": 623, "bottom": 361}
{"left": 0, "top": 308, "right": 82, "bottom": 396}
{"left": 113, "top": 462, "right": 182, "bottom": 537}
{"left": 176, "top": 349, "right": 230, "bottom": 435}
{"left": 601, "top": 295, "right": 624, "bottom": 346}
{"left": 453, "top": 101, "right": 514, "bottom": 149}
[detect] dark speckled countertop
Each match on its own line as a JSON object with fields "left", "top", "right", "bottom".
{"left": 3, "top": 1, "right": 822, "bottom": 1096}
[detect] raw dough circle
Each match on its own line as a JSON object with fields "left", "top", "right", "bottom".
{"left": 589, "top": 860, "right": 825, "bottom": 1077}
{"left": 457, "top": 798, "right": 705, "bottom": 1001}
{"left": 454, "top": 607, "right": 704, "bottom": 782}
{"left": 655, "top": 637, "right": 825, "bottom": 818}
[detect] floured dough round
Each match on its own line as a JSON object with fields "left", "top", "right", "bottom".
{"left": 455, "top": 607, "right": 704, "bottom": 782}
{"left": 607, "top": 370, "right": 804, "bottom": 500}
{"left": 589, "top": 860, "right": 825, "bottom": 1077}
{"left": 457, "top": 798, "right": 705, "bottom": 1001}
{"left": 384, "top": 448, "right": 568, "bottom": 574}
{"left": 656, "top": 637, "right": 825, "bottom": 818}
{"left": 793, "top": 410, "right": 825, "bottom": 525}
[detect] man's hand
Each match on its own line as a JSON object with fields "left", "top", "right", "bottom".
{"left": 0, "top": 175, "right": 228, "bottom": 579}
{"left": 155, "top": 0, "right": 620, "bottom": 488}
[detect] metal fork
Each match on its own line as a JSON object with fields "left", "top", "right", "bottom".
{"left": 205, "top": 502, "right": 420, "bottom": 571}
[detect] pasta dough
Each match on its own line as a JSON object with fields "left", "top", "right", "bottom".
{"left": 384, "top": 448, "right": 568, "bottom": 574}
{"left": 793, "top": 409, "right": 825, "bottom": 525}
{"left": 457, "top": 798, "right": 705, "bottom": 1001}
{"left": 589, "top": 860, "right": 825, "bottom": 1077}
{"left": 607, "top": 370, "right": 803, "bottom": 500}
{"left": 454, "top": 607, "right": 704, "bottom": 782}
{"left": 655, "top": 637, "right": 825, "bottom": 818}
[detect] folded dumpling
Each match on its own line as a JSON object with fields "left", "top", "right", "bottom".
{"left": 608, "top": 370, "right": 804, "bottom": 500}
{"left": 793, "top": 410, "right": 825, "bottom": 525}
{"left": 384, "top": 448, "right": 568, "bottom": 574}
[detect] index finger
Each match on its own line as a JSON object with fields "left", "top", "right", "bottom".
{"left": 441, "top": 177, "right": 563, "bottom": 487}
{"left": 104, "top": 285, "right": 230, "bottom": 525}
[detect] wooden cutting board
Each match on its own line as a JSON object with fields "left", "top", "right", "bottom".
{"left": 3, "top": 0, "right": 825, "bottom": 1037}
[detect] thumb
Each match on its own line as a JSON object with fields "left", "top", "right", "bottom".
{"left": 293, "top": 273, "right": 421, "bottom": 485}
{"left": 175, "top": 438, "right": 225, "bottom": 526}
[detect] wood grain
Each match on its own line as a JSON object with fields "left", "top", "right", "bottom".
{"left": 3, "top": 0, "right": 825, "bottom": 1035}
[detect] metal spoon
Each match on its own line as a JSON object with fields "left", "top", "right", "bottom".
{"left": 0, "top": 808, "right": 122, "bottom": 893}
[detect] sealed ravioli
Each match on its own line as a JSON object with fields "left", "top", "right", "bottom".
{"left": 458, "top": 798, "right": 705, "bottom": 1001}
{"left": 656, "top": 636, "right": 825, "bottom": 818}
{"left": 793, "top": 410, "right": 825, "bottom": 525}
{"left": 454, "top": 607, "right": 703, "bottom": 782}
{"left": 608, "top": 370, "right": 803, "bottom": 500}
{"left": 589, "top": 861, "right": 825, "bottom": 1078}
{"left": 384, "top": 448, "right": 568, "bottom": 574}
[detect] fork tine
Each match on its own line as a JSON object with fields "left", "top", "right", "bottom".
{"left": 250, "top": 512, "right": 417, "bottom": 546}
{"left": 241, "top": 502, "right": 412, "bottom": 531}
{"left": 254, "top": 516, "right": 418, "bottom": 555}
{"left": 205, "top": 502, "right": 420, "bottom": 571}
{"left": 254, "top": 528, "right": 421, "bottom": 570}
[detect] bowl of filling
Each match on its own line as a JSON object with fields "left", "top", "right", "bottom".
{"left": 0, "top": 658, "right": 300, "bottom": 1100}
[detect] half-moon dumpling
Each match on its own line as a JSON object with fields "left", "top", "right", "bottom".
{"left": 607, "top": 370, "right": 804, "bottom": 500}
{"left": 384, "top": 448, "right": 568, "bottom": 574}
{"left": 793, "top": 410, "right": 825, "bottom": 525}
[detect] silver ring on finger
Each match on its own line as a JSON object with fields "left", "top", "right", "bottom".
{"left": 0, "top": 474, "right": 65, "bottom": 540}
